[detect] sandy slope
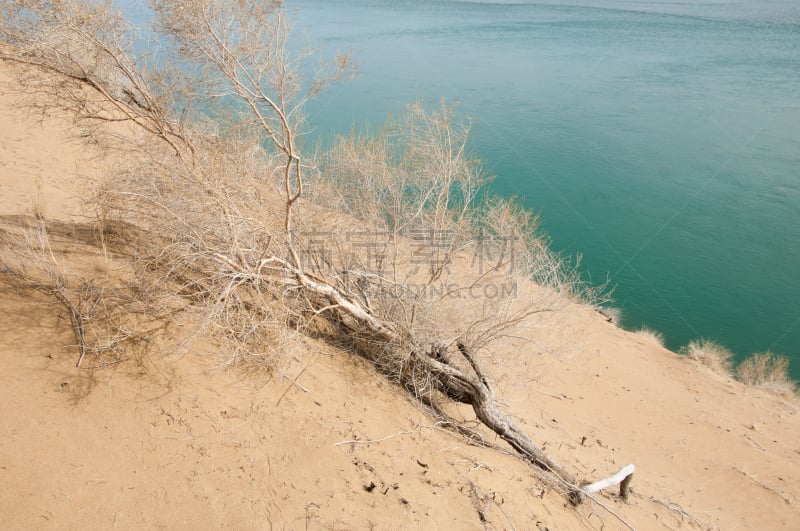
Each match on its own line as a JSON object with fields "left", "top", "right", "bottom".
{"left": 1, "top": 60, "right": 799, "bottom": 530}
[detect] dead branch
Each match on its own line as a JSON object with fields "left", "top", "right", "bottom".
{"left": 648, "top": 496, "right": 713, "bottom": 529}
{"left": 333, "top": 423, "right": 445, "bottom": 447}
{"left": 584, "top": 464, "right": 635, "bottom": 500}
{"left": 53, "top": 286, "right": 89, "bottom": 367}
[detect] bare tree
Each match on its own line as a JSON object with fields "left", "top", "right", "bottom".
{"left": 0, "top": 0, "right": 622, "bottom": 503}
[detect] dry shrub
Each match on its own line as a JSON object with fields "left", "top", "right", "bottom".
{"left": 98, "top": 133, "right": 300, "bottom": 375}
{"left": 680, "top": 339, "right": 734, "bottom": 377}
{"left": 736, "top": 353, "right": 796, "bottom": 396}
{"left": 0, "top": 216, "right": 169, "bottom": 372}
{"left": 636, "top": 326, "right": 665, "bottom": 346}
{"left": 312, "top": 103, "right": 593, "bottom": 296}
{"left": 304, "top": 104, "right": 606, "bottom": 380}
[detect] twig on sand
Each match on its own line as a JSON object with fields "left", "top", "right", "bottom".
{"left": 733, "top": 466, "right": 799, "bottom": 511}
{"left": 333, "top": 423, "right": 444, "bottom": 447}
{"left": 648, "top": 496, "right": 712, "bottom": 529}
{"left": 53, "top": 288, "right": 89, "bottom": 367}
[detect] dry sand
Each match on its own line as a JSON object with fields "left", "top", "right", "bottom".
{"left": 1, "top": 60, "right": 798, "bottom": 530}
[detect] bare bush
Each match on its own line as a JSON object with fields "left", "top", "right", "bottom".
{"left": 680, "top": 339, "right": 734, "bottom": 377}
{"left": 95, "top": 132, "right": 298, "bottom": 373}
{"left": 636, "top": 326, "right": 665, "bottom": 346}
{"left": 309, "top": 102, "right": 592, "bottom": 351}
{"left": 736, "top": 352, "right": 796, "bottom": 396}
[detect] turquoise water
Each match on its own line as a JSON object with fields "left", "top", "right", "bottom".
{"left": 290, "top": 0, "right": 800, "bottom": 377}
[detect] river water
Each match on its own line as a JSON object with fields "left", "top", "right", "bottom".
{"left": 291, "top": 0, "right": 800, "bottom": 376}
